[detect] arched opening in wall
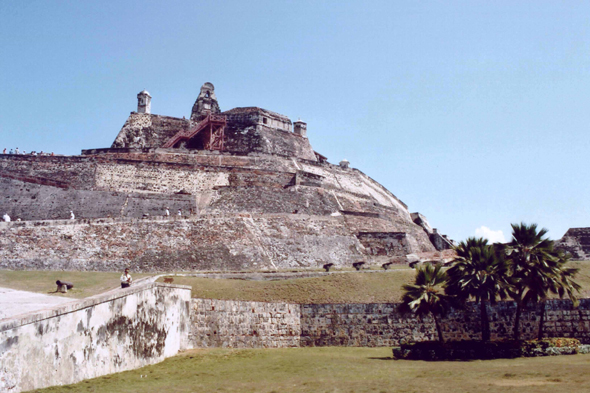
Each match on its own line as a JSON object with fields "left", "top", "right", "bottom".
{"left": 262, "top": 117, "right": 268, "bottom": 124}
{"left": 206, "top": 91, "right": 210, "bottom": 98}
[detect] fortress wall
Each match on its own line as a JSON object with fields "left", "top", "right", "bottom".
{"left": 190, "top": 299, "right": 301, "bottom": 348}
{"left": 0, "top": 177, "right": 195, "bottom": 221}
{"left": 0, "top": 155, "right": 96, "bottom": 189}
{"left": 88, "top": 151, "right": 298, "bottom": 173}
{"left": 188, "top": 298, "right": 590, "bottom": 349}
{"left": 111, "top": 113, "right": 189, "bottom": 149}
{"left": 556, "top": 227, "right": 590, "bottom": 260}
{"left": 0, "top": 215, "right": 363, "bottom": 272}
{"left": 0, "top": 282, "right": 191, "bottom": 393}
{"left": 93, "top": 162, "right": 231, "bottom": 194}
{"left": 223, "top": 124, "right": 317, "bottom": 161}
{"left": 301, "top": 299, "right": 590, "bottom": 346}
{"left": 209, "top": 186, "right": 340, "bottom": 216}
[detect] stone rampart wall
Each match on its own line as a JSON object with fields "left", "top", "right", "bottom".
{"left": 0, "top": 215, "right": 362, "bottom": 272}
{"left": 0, "top": 282, "right": 191, "bottom": 393}
{"left": 187, "top": 298, "right": 590, "bottom": 349}
{"left": 190, "top": 299, "right": 301, "bottom": 348}
{"left": 301, "top": 299, "right": 590, "bottom": 346}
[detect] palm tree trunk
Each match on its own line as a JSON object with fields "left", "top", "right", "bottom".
{"left": 537, "top": 301, "right": 546, "bottom": 340}
{"left": 432, "top": 313, "right": 445, "bottom": 343}
{"left": 480, "top": 300, "right": 490, "bottom": 341}
{"left": 513, "top": 302, "right": 522, "bottom": 340}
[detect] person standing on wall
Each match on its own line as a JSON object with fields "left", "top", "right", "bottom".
{"left": 120, "top": 268, "right": 132, "bottom": 288}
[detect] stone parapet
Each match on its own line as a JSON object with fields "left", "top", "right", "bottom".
{"left": 0, "top": 282, "right": 191, "bottom": 393}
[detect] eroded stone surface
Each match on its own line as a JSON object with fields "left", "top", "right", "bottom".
{"left": 556, "top": 227, "right": 590, "bottom": 260}
{"left": 0, "top": 283, "right": 191, "bottom": 393}
{"left": 189, "top": 298, "right": 590, "bottom": 348}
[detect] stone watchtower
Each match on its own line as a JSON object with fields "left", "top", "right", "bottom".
{"left": 137, "top": 90, "right": 152, "bottom": 114}
{"left": 190, "top": 82, "right": 221, "bottom": 122}
{"left": 293, "top": 119, "right": 307, "bottom": 138}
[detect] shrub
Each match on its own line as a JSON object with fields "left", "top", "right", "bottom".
{"left": 392, "top": 338, "right": 582, "bottom": 360}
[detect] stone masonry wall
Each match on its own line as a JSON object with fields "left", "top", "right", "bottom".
{"left": 301, "top": 299, "right": 590, "bottom": 346}
{"left": 0, "top": 215, "right": 363, "bottom": 272}
{"left": 0, "top": 152, "right": 437, "bottom": 267}
{"left": 190, "top": 299, "right": 301, "bottom": 348}
{"left": 556, "top": 227, "right": 590, "bottom": 260}
{"left": 0, "top": 282, "right": 191, "bottom": 393}
{"left": 188, "top": 298, "right": 590, "bottom": 349}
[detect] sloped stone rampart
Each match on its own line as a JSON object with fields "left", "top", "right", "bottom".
{"left": 0, "top": 282, "right": 191, "bottom": 393}
{"left": 190, "top": 299, "right": 301, "bottom": 348}
{"left": 0, "top": 152, "right": 438, "bottom": 269}
{"left": 0, "top": 215, "right": 363, "bottom": 272}
{"left": 556, "top": 227, "right": 590, "bottom": 260}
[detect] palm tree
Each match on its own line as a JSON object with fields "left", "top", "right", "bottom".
{"left": 446, "top": 240, "right": 509, "bottom": 341}
{"left": 506, "top": 223, "right": 580, "bottom": 340}
{"left": 401, "top": 263, "right": 451, "bottom": 343}
{"left": 453, "top": 237, "right": 489, "bottom": 259}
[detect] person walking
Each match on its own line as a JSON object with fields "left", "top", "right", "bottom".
{"left": 120, "top": 268, "right": 132, "bottom": 288}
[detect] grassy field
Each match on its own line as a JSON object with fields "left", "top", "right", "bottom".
{"left": 1, "top": 260, "right": 589, "bottom": 303}
{"left": 0, "top": 270, "right": 151, "bottom": 299}
{"left": 167, "top": 270, "right": 416, "bottom": 304}
{"left": 31, "top": 347, "right": 590, "bottom": 393}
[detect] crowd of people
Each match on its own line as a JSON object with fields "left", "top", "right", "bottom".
{"left": 2, "top": 147, "right": 54, "bottom": 156}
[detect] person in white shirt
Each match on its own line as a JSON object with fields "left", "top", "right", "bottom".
{"left": 165, "top": 208, "right": 170, "bottom": 217}
{"left": 177, "top": 209, "right": 182, "bottom": 216}
{"left": 70, "top": 210, "right": 75, "bottom": 220}
{"left": 2, "top": 213, "right": 10, "bottom": 222}
{"left": 120, "top": 268, "right": 132, "bottom": 288}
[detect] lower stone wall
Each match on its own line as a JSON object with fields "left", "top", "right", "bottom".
{"left": 301, "top": 299, "right": 590, "bottom": 346}
{"left": 188, "top": 298, "right": 590, "bottom": 349}
{"left": 0, "top": 282, "right": 191, "bottom": 393}
{"left": 190, "top": 299, "right": 301, "bottom": 348}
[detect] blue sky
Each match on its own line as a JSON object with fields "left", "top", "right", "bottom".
{"left": 1, "top": 0, "right": 588, "bottom": 243}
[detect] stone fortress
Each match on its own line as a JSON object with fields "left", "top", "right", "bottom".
{"left": 0, "top": 82, "right": 454, "bottom": 272}
{"left": 2, "top": 83, "right": 590, "bottom": 393}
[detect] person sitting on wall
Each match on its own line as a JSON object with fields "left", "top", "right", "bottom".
{"left": 120, "top": 268, "right": 132, "bottom": 288}
{"left": 2, "top": 213, "right": 10, "bottom": 222}
{"left": 70, "top": 210, "right": 75, "bottom": 220}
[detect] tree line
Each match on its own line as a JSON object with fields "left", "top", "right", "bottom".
{"left": 401, "top": 223, "right": 581, "bottom": 342}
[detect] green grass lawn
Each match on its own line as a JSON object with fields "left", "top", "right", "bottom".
{"left": 167, "top": 270, "right": 416, "bottom": 304}
{"left": 1, "top": 260, "right": 589, "bottom": 303}
{"left": 0, "top": 271, "right": 151, "bottom": 299}
{"left": 31, "top": 347, "right": 590, "bottom": 393}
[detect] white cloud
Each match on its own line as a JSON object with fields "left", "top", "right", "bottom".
{"left": 475, "top": 226, "right": 507, "bottom": 244}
